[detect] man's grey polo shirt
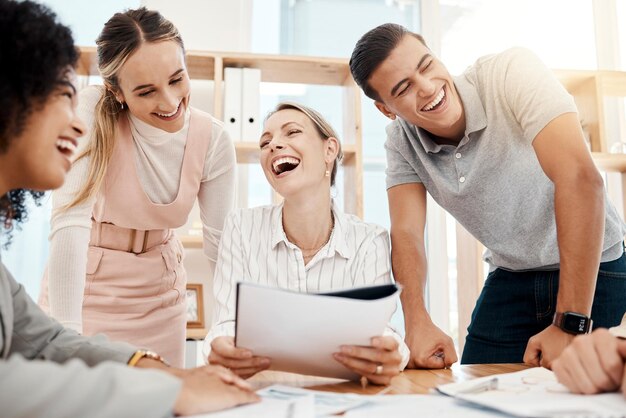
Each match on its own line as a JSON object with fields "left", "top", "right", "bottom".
{"left": 384, "top": 47, "right": 626, "bottom": 271}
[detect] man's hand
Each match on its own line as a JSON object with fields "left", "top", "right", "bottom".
{"left": 406, "top": 319, "right": 457, "bottom": 369}
{"left": 208, "top": 336, "right": 270, "bottom": 378}
{"left": 552, "top": 328, "right": 626, "bottom": 395}
{"left": 523, "top": 325, "right": 575, "bottom": 369}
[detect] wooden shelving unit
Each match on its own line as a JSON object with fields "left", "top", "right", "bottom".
{"left": 77, "top": 47, "right": 364, "bottom": 251}
{"left": 554, "top": 69, "right": 626, "bottom": 154}
{"left": 591, "top": 152, "right": 626, "bottom": 173}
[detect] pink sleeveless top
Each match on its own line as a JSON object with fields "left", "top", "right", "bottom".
{"left": 93, "top": 108, "right": 211, "bottom": 228}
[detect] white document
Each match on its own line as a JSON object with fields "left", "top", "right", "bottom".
{"left": 235, "top": 283, "right": 400, "bottom": 380}
{"left": 223, "top": 67, "right": 242, "bottom": 141}
{"left": 187, "top": 395, "right": 314, "bottom": 418}
{"left": 258, "top": 385, "right": 369, "bottom": 416}
{"left": 187, "top": 384, "right": 368, "bottom": 418}
{"left": 437, "top": 367, "right": 626, "bottom": 418}
{"left": 343, "top": 394, "right": 502, "bottom": 418}
{"left": 241, "top": 67, "right": 261, "bottom": 141}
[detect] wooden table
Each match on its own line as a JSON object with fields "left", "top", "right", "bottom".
{"left": 307, "top": 363, "right": 530, "bottom": 395}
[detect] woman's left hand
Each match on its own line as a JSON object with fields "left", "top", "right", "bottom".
{"left": 333, "top": 336, "right": 402, "bottom": 385}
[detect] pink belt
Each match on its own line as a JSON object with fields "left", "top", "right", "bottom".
{"left": 91, "top": 220, "right": 172, "bottom": 254}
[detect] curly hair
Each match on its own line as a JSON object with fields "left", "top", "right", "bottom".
{"left": 0, "top": 0, "right": 77, "bottom": 246}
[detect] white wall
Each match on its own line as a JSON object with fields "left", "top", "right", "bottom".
{"left": 142, "top": 0, "right": 252, "bottom": 51}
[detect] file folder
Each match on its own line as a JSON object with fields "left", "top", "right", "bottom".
{"left": 241, "top": 68, "right": 261, "bottom": 141}
{"left": 235, "top": 282, "right": 400, "bottom": 380}
{"left": 223, "top": 67, "right": 242, "bottom": 141}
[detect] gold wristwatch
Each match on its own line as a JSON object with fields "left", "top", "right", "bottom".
{"left": 127, "top": 350, "right": 169, "bottom": 367}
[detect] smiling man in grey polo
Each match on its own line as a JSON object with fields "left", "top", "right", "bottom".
{"left": 350, "top": 23, "right": 626, "bottom": 369}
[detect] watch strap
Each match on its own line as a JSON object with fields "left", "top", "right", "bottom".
{"left": 553, "top": 311, "right": 593, "bottom": 335}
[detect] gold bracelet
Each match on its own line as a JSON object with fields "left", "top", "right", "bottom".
{"left": 127, "top": 350, "right": 169, "bottom": 367}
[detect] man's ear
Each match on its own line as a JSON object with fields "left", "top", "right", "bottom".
{"left": 375, "top": 101, "right": 396, "bottom": 120}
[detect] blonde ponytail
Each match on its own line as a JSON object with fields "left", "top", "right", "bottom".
{"left": 66, "top": 88, "right": 120, "bottom": 208}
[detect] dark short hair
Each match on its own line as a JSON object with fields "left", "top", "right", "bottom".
{"left": 349, "top": 23, "right": 427, "bottom": 102}
{"left": 0, "top": 0, "right": 77, "bottom": 245}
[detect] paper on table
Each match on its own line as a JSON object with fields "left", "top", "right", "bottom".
{"left": 258, "top": 385, "right": 369, "bottom": 416}
{"left": 186, "top": 394, "right": 315, "bottom": 418}
{"left": 185, "top": 384, "right": 368, "bottom": 418}
{"left": 235, "top": 283, "right": 400, "bottom": 380}
{"left": 343, "top": 394, "right": 503, "bottom": 418}
{"left": 437, "top": 367, "right": 626, "bottom": 418}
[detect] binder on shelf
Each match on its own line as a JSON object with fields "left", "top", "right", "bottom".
{"left": 241, "top": 68, "right": 261, "bottom": 142}
{"left": 223, "top": 67, "right": 242, "bottom": 141}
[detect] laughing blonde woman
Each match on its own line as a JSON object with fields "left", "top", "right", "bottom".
{"left": 204, "top": 102, "right": 409, "bottom": 385}
{"left": 39, "top": 8, "right": 236, "bottom": 367}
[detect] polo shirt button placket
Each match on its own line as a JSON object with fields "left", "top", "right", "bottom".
{"left": 454, "top": 149, "right": 464, "bottom": 184}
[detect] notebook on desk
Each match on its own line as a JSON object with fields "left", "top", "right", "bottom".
{"left": 234, "top": 282, "right": 400, "bottom": 380}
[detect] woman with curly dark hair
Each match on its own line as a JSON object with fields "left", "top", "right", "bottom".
{"left": 38, "top": 7, "right": 236, "bottom": 368}
{"left": 0, "top": 0, "right": 80, "bottom": 245}
{"left": 0, "top": 1, "right": 256, "bottom": 416}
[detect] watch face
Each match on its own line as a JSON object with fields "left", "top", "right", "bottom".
{"left": 563, "top": 312, "right": 589, "bottom": 334}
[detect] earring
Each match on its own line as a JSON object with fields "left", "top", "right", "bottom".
{"left": 325, "top": 169, "right": 330, "bottom": 177}
{"left": 119, "top": 101, "right": 125, "bottom": 110}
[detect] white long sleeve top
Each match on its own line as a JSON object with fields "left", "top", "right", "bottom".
{"left": 203, "top": 203, "right": 410, "bottom": 371}
{"left": 47, "top": 86, "right": 236, "bottom": 333}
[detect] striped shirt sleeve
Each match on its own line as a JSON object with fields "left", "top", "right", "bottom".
{"left": 202, "top": 210, "right": 245, "bottom": 361}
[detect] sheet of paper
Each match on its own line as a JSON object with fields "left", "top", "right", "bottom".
{"left": 343, "top": 394, "right": 503, "bottom": 418}
{"left": 258, "top": 385, "right": 370, "bottom": 416}
{"left": 235, "top": 283, "right": 399, "bottom": 380}
{"left": 187, "top": 389, "right": 315, "bottom": 418}
{"left": 187, "top": 384, "right": 368, "bottom": 418}
{"left": 437, "top": 367, "right": 626, "bottom": 418}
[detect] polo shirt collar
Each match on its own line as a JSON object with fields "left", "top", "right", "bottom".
{"left": 454, "top": 74, "right": 487, "bottom": 136}
{"left": 398, "top": 76, "right": 487, "bottom": 153}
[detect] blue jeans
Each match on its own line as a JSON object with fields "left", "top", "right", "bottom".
{"left": 461, "top": 252, "right": 626, "bottom": 364}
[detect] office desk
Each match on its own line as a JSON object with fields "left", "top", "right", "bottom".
{"left": 306, "top": 363, "right": 530, "bottom": 395}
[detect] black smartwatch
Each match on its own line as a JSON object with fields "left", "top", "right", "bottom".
{"left": 552, "top": 311, "right": 593, "bottom": 335}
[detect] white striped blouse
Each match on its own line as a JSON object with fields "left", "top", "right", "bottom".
{"left": 203, "top": 202, "right": 410, "bottom": 369}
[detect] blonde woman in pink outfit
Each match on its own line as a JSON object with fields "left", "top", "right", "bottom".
{"left": 38, "top": 8, "right": 236, "bottom": 367}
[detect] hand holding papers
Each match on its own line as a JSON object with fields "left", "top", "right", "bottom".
{"left": 235, "top": 283, "right": 400, "bottom": 380}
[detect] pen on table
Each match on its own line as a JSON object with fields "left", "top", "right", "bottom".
{"left": 455, "top": 377, "right": 499, "bottom": 395}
